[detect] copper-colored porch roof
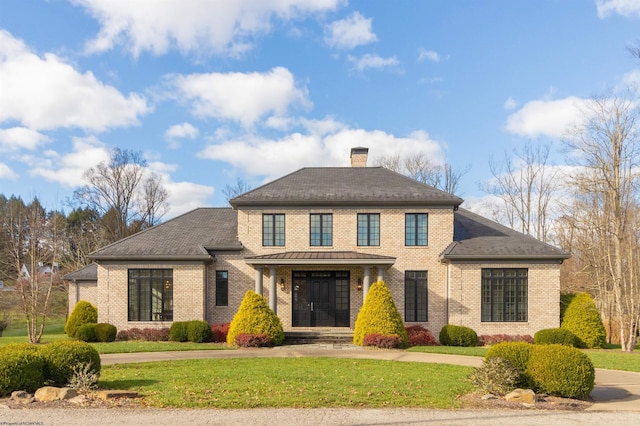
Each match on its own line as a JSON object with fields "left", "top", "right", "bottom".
{"left": 244, "top": 251, "right": 396, "bottom": 265}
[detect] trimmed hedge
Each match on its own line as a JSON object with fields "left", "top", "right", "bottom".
{"left": 561, "top": 292, "right": 606, "bottom": 349}
{"left": 169, "top": 321, "right": 189, "bottom": 342}
{"left": 227, "top": 291, "right": 285, "bottom": 346}
{"left": 362, "top": 333, "right": 403, "bottom": 349}
{"left": 0, "top": 344, "right": 45, "bottom": 396}
{"left": 439, "top": 324, "right": 478, "bottom": 347}
{"left": 485, "top": 341, "right": 533, "bottom": 387}
{"left": 75, "top": 323, "right": 98, "bottom": 342}
{"left": 405, "top": 325, "right": 438, "bottom": 347}
{"left": 187, "top": 320, "right": 212, "bottom": 343}
{"left": 65, "top": 300, "right": 98, "bottom": 338}
{"left": 527, "top": 344, "right": 595, "bottom": 399}
{"left": 235, "top": 333, "right": 272, "bottom": 348}
{"left": 95, "top": 323, "right": 117, "bottom": 342}
{"left": 353, "top": 281, "right": 408, "bottom": 346}
{"left": 116, "top": 327, "right": 170, "bottom": 341}
{"left": 211, "top": 323, "right": 230, "bottom": 343}
{"left": 39, "top": 341, "right": 101, "bottom": 387}
{"left": 534, "top": 328, "right": 579, "bottom": 347}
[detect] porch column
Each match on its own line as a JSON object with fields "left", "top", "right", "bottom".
{"left": 255, "top": 266, "right": 264, "bottom": 295}
{"left": 269, "top": 266, "right": 277, "bottom": 314}
{"left": 377, "top": 266, "right": 385, "bottom": 282}
{"left": 363, "top": 266, "right": 372, "bottom": 302}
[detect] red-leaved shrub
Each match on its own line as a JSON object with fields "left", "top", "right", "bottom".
{"left": 116, "top": 327, "right": 170, "bottom": 341}
{"left": 211, "top": 323, "right": 230, "bottom": 343}
{"left": 478, "top": 334, "right": 533, "bottom": 346}
{"left": 405, "top": 325, "right": 438, "bottom": 347}
{"left": 362, "top": 333, "right": 403, "bottom": 349}
{"left": 235, "top": 333, "right": 272, "bottom": 348}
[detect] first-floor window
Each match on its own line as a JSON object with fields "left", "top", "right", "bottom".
{"left": 216, "top": 271, "right": 228, "bottom": 306}
{"left": 405, "top": 270, "right": 428, "bottom": 322}
{"left": 128, "top": 269, "right": 173, "bottom": 321}
{"left": 481, "top": 268, "right": 528, "bottom": 322}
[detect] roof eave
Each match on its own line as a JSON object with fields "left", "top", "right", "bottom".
{"left": 244, "top": 258, "right": 396, "bottom": 266}
{"left": 89, "top": 254, "right": 213, "bottom": 262}
{"left": 441, "top": 254, "right": 570, "bottom": 262}
{"left": 232, "top": 200, "right": 462, "bottom": 208}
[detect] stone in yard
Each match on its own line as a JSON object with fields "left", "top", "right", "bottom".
{"left": 481, "top": 394, "right": 499, "bottom": 400}
{"left": 11, "top": 390, "right": 35, "bottom": 404}
{"left": 34, "top": 386, "right": 78, "bottom": 402}
{"left": 505, "top": 388, "right": 536, "bottom": 405}
{"left": 96, "top": 390, "right": 139, "bottom": 401}
{"left": 69, "top": 395, "right": 88, "bottom": 405}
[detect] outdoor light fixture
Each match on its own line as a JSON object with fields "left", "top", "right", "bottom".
{"left": 357, "top": 278, "right": 363, "bottom": 291}
{"left": 280, "top": 278, "right": 285, "bottom": 291}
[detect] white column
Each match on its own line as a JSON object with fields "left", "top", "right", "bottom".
{"left": 255, "top": 266, "right": 264, "bottom": 295}
{"left": 269, "top": 266, "right": 277, "bottom": 314}
{"left": 377, "top": 266, "right": 385, "bottom": 282}
{"left": 363, "top": 266, "right": 372, "bottom": 302}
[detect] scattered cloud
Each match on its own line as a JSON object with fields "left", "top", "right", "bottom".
{"left": 503, "top": 97, "right": 518, "bottom": 110}
{"left": 324, "top": 12, "right": 377, "bottom": 49}
{"left": 504, "top": 96, "right": 584, "bottom": 139}
{"left": 622, "top": 69, "right": 640, "bottom": 90}
{"left": 596, "top": 0, "right": 640, "bottom": 18}
{"left": 170, "top": 67, "right": 310, "bottom": 126}
{"left": 165, "top": 122, "right": 199, "bottom": 148}
{"left": 348, "top": 53, "right": 399, "bottom": 72}
{"left": 163, "top": 181, "right": 215, "bottom": 217}
{"left": 0, "top": 127, "right": 50, "bottom": 152}
{"left": 0, "top": 30, "right": 150, "bottom": 132}
{"left": 72, "top": 0, "right": 342, "bottom": 57}
{"left": 417, "top": 48, "right": 441, "bottom": 63}
{"left": 0, "top": 163, "right": 18, "bottom": 180}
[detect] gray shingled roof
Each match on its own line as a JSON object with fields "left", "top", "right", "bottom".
{"left": 89, "top": 208, "right": 240, "bottom": 261}
{"left": 63, "top": 263, "right": 98, "bottom": 281}
{"left": 230, "top": 167, "right": 463, "bottom": 207}
{"left": 442, "top": 208, "right": 570, "bottom": 261}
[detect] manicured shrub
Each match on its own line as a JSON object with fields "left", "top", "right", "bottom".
{"left": 467, "top": 357, "right": 519, "bottom": 396}
{"left": 362, "top": 333, "right": 403, "bottom": 349}
{"left": 95, "top": 323, "right": 117, "bottom": 342}
{"left": 235, "top": 333, "right": 272, "bottom": 348}
{"left": 75, "top": 323, "right": 98, "bottom": 342}
{"left": 405, "top": 325, "right": 438, "bottom": 347}
{"left": 116, "top": 327, "right": 170, "bottom": 341}
{"left": 65, "top": 300, "right": 98, "bottom": 338}
{"left": 40, "top": 341, "right": 101, "bottom": 387}
{"left": 0, "top": 344, "right": 45, "bottom": 396}
{"left": 187, "top": 320, "right": 212, "bottom": 343}
{"left": 353, "top": 281, "right": 408, "bottom": 346}
{"left": 527, "top": 344, "right": 595, "bottom": 399}
{"left": 560, "top": 293, "right": 576, "bottom": 323}
{"left": 534, "top": 328, "right": 579, "bottom": 347}
{"left": 485, "top": 341, "right": 533, "bottom": 387}
{"left": 439, "top": 324, "right": 478, "bottom": 347}
{"left": 561, "top": 292, "right": 606, "bottom": 348}
{"left": 478, "top": 334, "right": 533, "bottom": 346}
{"left": 211, "top": 323, "right": 230, "bottom": 343}
{"left": 227, "top": 291, "right": 285, "bottom": 346}
{"left": 169, "top": 321, "right": 189, "bottom": 342}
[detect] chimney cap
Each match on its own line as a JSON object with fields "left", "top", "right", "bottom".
{"left": 350, "top": 147, "right": 369, "bottom": 157}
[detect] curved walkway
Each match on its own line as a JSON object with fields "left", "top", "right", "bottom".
{"left": 100, "top": 345, "right": 640, "bottom": 412}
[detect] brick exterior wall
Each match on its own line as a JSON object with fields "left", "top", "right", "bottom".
{"left": 67, "top": 281, "right": 98, "bottom": 313}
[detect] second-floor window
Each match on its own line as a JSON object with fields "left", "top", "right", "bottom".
{"left": 405, "top": 213, "right": 428, "bottom": 246}
{"left": 310, "top": 214, "right": 332, "bottom": 246}
{"left": 263, "top": 214, "right": 285, "bottom": 246}
{"left": 357, "top": 213, "right": 380, "bottom": 246}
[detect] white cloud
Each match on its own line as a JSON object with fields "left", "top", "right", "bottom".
{"left": 170, "top": 67, "right": 310, "bottom": 126}
{"left": 0, "top": 30, "right": 150, "bottom": 132}
{"left": 505, "top": 96, "right": 584, "bottom": 139}
{"left": 0, "top": 127, "right": 50, "bottom": 151}
{"left": 0, "top": 163, "right": 18, "bottom": 180}
{"left": 164, "top": 181, "right": 215, "bottom": 217}
{"left": 165, "top": 123, "right": 199, "bottom": 140}
{"left": 622, "top": 69, "right": 640, "bottom": 90}
{"left": 198, "top": 127, "right": 443, "bottom": 182}
{"left": 417, "top": 48, "right": 441, "bottom": 63}
{"left": 324, "top": 12, "right": 377, "bottom": 49}
{"left": 503, "top": 97, "right": 518, "bottom": 110}
{"left": 596, "top": 0, "right": 640, "bottom": 18}
{"left": 348, "top": 54, "right": 399, "bottom": 71}
{"left": 73, "top": 0, "right": 342, "bottom": 57}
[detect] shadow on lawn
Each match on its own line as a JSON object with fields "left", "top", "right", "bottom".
{"left": 98, "top": 379, "right": 158, "bottom": 389}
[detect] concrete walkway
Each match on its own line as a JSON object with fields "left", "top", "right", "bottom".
{"left": 100, "top": 344, "right": 640, "bottom": 412}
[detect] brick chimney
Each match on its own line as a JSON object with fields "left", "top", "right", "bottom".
{"left": 350, "top": 147, "right": 369, "bottom": 167}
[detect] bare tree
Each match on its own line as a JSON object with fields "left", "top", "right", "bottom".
{"left": 566, "top": 93, "right": 640, "bottom": 352}
{"left": 481, "top": 141, "right": 560, "bottom": 242}
{"left": 223, "top": 178, "right": 252, "bottom": 205}
{"left": 74, "top": 148, "right": 168, "bottom": 244}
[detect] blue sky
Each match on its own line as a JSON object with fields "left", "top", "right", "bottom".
{"left": 1, "top": 0, "right": 639, "bottom": 218}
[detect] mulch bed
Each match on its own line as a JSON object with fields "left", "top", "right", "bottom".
{"left": 459, "top": 392, "right": 593, "bottom": 411}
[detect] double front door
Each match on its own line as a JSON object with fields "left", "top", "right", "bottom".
{"left": 292, "top": 271, "right": 350, "bottom": 327}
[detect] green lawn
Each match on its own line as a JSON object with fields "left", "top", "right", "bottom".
{"left": 92, "top": 340, "right": 230, "bottom": 354}
{"left": 99, "top": 357, "right": 473, "bottom": 408}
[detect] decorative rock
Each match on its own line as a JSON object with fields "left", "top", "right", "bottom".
{"left": 96, "top": 390, "right": 139, "bottom": 401}
{"left": 481, "top": 394, "right": 499, "bottom": 400}
{"left": 505, "top": 388, "right": 536, "bottom": 405}
{"left": 69, "top": 395, "right": 88, "bottom": 405}
{"left": 11, "top": 390, "right": 31, "bottom": 399}
{"left": 34, "top": 386, "right": 78, "bottom": 402}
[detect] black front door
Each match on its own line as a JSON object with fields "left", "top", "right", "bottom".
{"left": 292, "top": 271, "right": 349, "bottom": 327}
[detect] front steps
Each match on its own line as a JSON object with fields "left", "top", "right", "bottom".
{"left": 284, "top": 330, "right": 354, "bottom": 345}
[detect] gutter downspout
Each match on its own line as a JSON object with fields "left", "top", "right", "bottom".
{"left": 445, "top": 263, "right": 450, "bottom": 325}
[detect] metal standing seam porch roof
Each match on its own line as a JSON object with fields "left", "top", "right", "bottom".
{"left": 244, "top": 251, "right": 396, "bottom": 266}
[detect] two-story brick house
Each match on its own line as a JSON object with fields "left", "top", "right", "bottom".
{"left": 73, "top": 148, "right": 569, "bottom": 338}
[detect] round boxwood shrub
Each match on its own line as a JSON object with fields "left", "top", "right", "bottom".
{"left": 227, "top": 291, "right": 284, "bottom": 346}
{"left": 561, "top": 292, "right": 606, "bottom": 348}
{"left": 353, "top": 281, "right": 408, "bottom": 346}
{"left": 40, "top": 340, "right": 101, "bottom": 387}
{"left": 485, "top": 341, "right": 533, "bottom": 387}
{"left": 95, "top": 323, "right": 117, "bottom": 342}
{"left": 169, "top": 321, "right": 189, "bottom": 342}
{"left": 65, "top": 300, "right": 98, "bottom": 338}
{"left": 439, "top": 324, "right": 478, "bottom": 347}
{"left": 0, "top": 344, "right": 45, "bottom": 396}
{"left": 534, "top": 328, "right": 579, "bottom": 347}
{"left": 527, "top": 344, "right": 595, "bottom": 399}
{"left": 187, "top": 320, "right": 212, "bottom": 343}
{"left": 75, "top": 323, "right": 98, "bottom": 342}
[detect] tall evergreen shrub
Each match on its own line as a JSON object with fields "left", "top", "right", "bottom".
{"left": 226, "top": 291, "right": 284, "bottom": 346}
{"left": 353, "top": 281, "right": 408, "bottom": 346}
{"left": 561, "top": 292, "right": 606, "bottom": 348}
{"left": 65, "top": 300, "right": 98, "bottom": 338}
